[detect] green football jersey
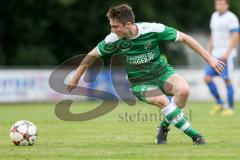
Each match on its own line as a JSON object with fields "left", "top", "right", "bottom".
{"left": 97, "top": 22, "right": 179, "bottom": 84}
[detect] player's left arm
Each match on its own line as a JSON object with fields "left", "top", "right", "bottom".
{"left": 178, "top": 32, "right": 225, "bottom": 75}
{"left": 221, "top": 32, "right": 239, "bottom": 61}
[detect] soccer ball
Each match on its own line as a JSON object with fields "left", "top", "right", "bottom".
{"left": 9, "top": 120, "right": 38, "bottom": 146}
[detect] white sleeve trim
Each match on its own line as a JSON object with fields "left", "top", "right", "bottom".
{"left": 105, "top": 33, "right": 119, "bottom": 44}
{"left": 138, "top": 22, "right": 165, "bottom": 35}
{"left": 228, "top": 12, "right": 239, "bottom": 30}
{"left": 96, "top": 46, "right": 102, "bottom": 56}
{"left": 175, "top": 31, "right": 180, "bottom": 41}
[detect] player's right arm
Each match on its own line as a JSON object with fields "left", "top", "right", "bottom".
{"left": 67, "top": 33, "right": 119, "bottom": 92}
{"left": 67, "top": 47, "right": 100, "bottom": 92}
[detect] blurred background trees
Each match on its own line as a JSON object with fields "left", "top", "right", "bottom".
{"left": 0, "top": 0, "right": 239, "bottom": 66}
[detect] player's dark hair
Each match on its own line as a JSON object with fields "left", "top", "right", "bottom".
{"left": 107, "top": 4, "right": 135, "bottom": 25}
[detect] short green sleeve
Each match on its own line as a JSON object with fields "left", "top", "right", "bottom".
{"left": 97, "top": 40, "right": 118, "bottom": 57}
{"left": 156, "top": 26, "right": 178, "bottom": 41}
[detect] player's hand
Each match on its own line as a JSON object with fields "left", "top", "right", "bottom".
{"left": 66, "top": 76, "right": 79, "bottom": 92}
{"left": 208, "top": 57, "right": 225, "bottom": 75}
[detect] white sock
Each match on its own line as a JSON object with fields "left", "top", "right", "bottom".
{"left": 161, "top": 103, "right": 177, "bottom": 116}
{"left": 171, "top": 96, "right": 184, "bottom": 111}
{"left": 171, "top": 97, "right": 177, "bottom": 106}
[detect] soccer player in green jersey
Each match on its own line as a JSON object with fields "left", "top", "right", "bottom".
{"left": 67, "top": 4, "right": 225, "bottom": 145}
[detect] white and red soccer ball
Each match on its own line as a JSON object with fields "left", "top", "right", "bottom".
{"left": 9, "top": 120, "right": 38, "bottom": 146}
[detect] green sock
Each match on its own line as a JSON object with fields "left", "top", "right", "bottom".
{"left": 162, "top": 103, "right": 200, "bottom": 138}
{"left": 184, "top": 127, "right": 200, "bottom": 138}
{"left": 160, "top": 118, "right": 170, "bottom": 128}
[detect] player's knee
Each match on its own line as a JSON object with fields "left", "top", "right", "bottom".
{"left": 177, "top": 87, "right": 189, "bottom": 100}
{"left": 204, "top": 76, "right": 212, "bottom": 83}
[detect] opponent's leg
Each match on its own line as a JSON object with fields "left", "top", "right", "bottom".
{"left": 219, "top": 61, "right": 234, "bottom": 116}
{"left": 205, "top": 76, "right": 223, "bottom": 104}
{"left": 204, "top": 64, "right": 224, "bottom": 114}
{"left": 221, "top": 79, "right": 234, "bottom": 116}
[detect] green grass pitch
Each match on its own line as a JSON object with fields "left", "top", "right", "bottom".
{"left": 0, "top": 102, "right": 239, "bottom": 160}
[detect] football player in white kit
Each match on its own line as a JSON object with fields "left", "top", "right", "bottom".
{"left": 204, "top": 0, "right": 239, "bottom": 116}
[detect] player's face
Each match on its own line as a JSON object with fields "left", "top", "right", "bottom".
{"left": 109, "top": 18, "right": 131, "bottom": 38}
{"left": 215, "top": 0, "right": 229, "bottom": 14}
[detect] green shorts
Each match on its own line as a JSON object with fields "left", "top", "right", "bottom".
{"left": 130, "top": 67, "right": 176, "bottom": 102}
